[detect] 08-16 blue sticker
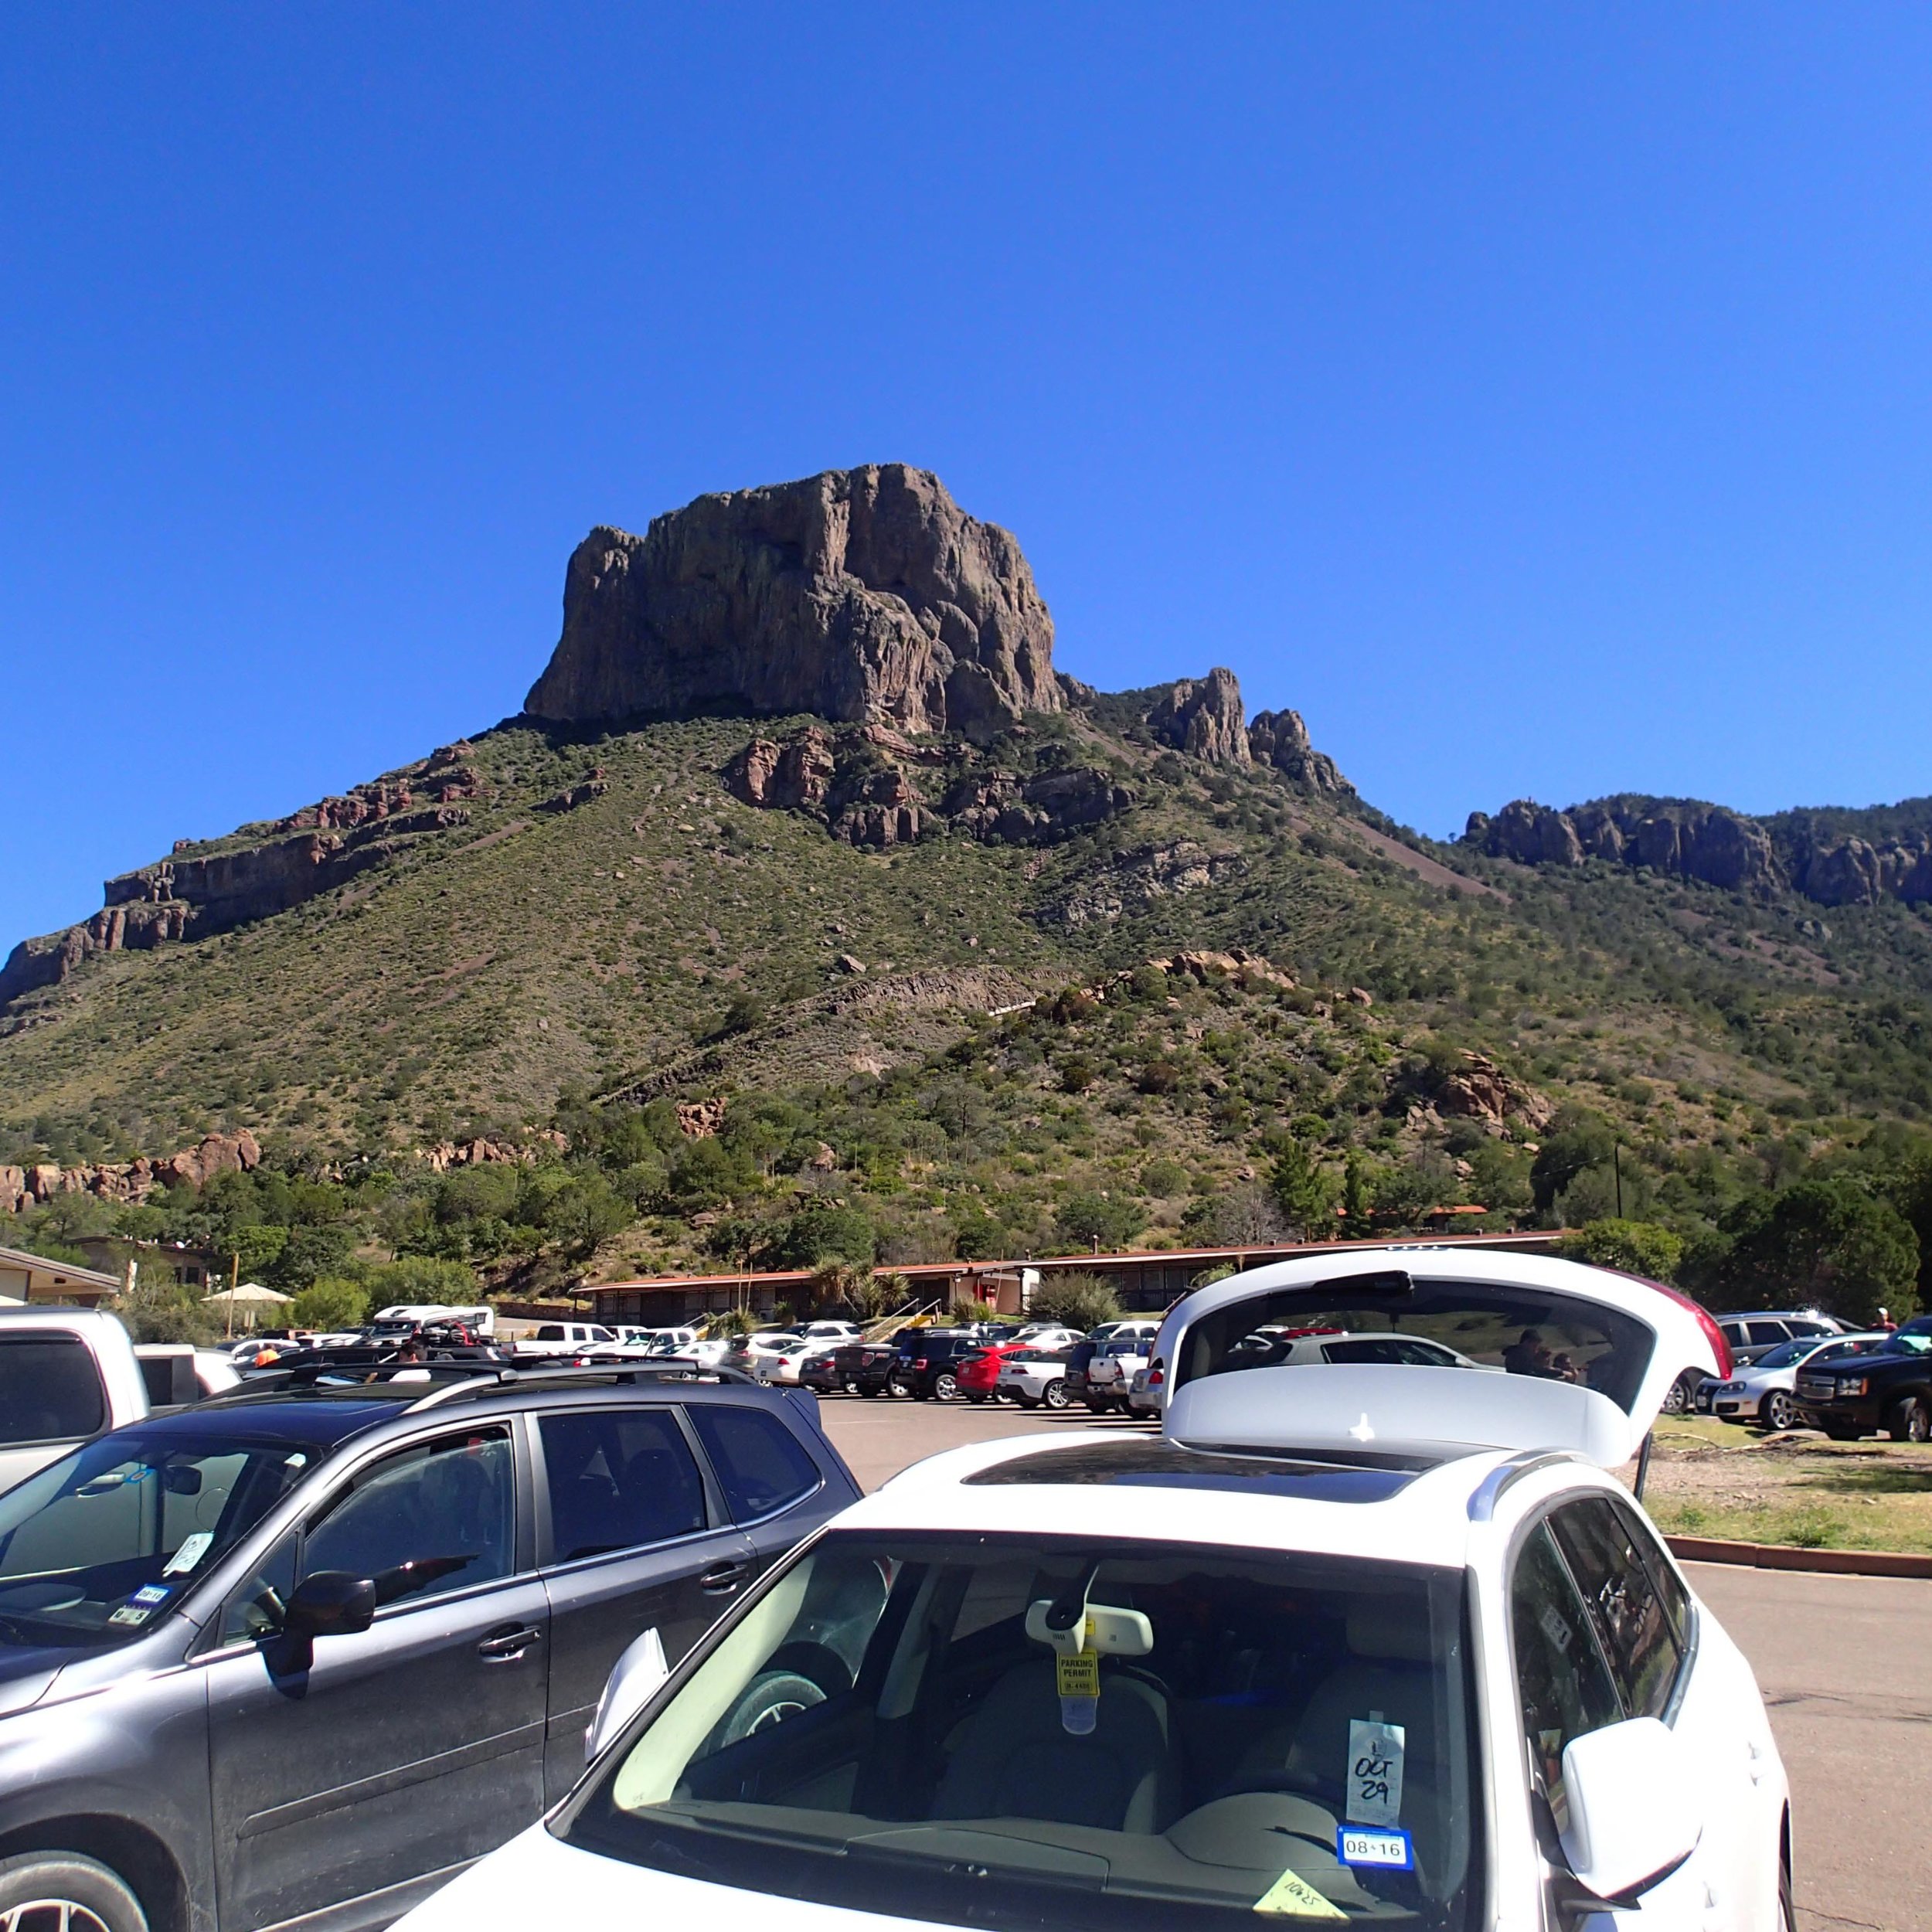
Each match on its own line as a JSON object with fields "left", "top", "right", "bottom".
{"left": 1338, "top": 1825, "right": 1414, "bottom": 1871}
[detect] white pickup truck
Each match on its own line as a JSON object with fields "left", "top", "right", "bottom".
{"left": 0, "top": 1307, "right": 151, "bottom": 1495}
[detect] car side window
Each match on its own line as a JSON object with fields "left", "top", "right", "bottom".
{"left": 301, "top": 1427, "right": 514, "bottom": 1611}
{"left": 1509, "top": 1520, "right": 1622, "bottom": 1826}
{"left": 1547, "top": 1498, "right": 1683, "bottom": 1719}
{"left": 689, "top": 1406, "right": 821, "bottom": 1521}
{"left": 1746, "top": 1321, "right": 1789, "bottom": 1346}
{"left": 0, "top": 1338, "right": 106, "bottom": 1446}
{"left": 539, "top": 1409, "right": 707, "bottom": 1562}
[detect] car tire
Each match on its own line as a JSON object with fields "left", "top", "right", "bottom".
{"left": 1660, "top": 1372, "right": 1696, "bottom": 1417}
{"left": 1043, "top": 1379, "right": 1071, "bottom": 1410}
{"left": 1015, "top": 1394, "right": 1040, "bottom": 1410}
{"left": 934, "top": 1372, "right": 959, "bottom": 1403}
{"left": 1885, "top": 1396, "right": 1932, "bottom": 1444}
{"left": 0, "top": 1853, "right": 149, "bottom": 1932}
{"left": 887, "top": 1374, "right": 910, "bottom": 1398}
{"left": 1764, "top": 1390, "right": 1799, "bottom": 1431}
{"left": 718, "top": 1669, "right": 828, "bottom": 1745}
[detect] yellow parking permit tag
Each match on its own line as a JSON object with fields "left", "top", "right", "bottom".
{"left": 1056, "top": 1645, "right": 1100, "bottom": 1733}
{"left": 1253, "top": 1868, "right": 1347, "bottom": 1918}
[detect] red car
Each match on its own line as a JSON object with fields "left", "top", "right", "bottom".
{"left": 953, "top": 1341, "right": 1030, "bottom": 1404}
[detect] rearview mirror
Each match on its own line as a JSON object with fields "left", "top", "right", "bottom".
{"left": 268, "top": 1570, "right": 376, "bottom": 1675}
{"left": 1560, "top": 1717, "right": 1700, "bottom": 1903}
{"left": 587, "top": 1626, "right": 669, "bottom": 1762}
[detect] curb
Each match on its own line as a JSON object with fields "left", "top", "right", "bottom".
{"left": 1667, "top": 1534, "right": 1932, "bottom": 1580}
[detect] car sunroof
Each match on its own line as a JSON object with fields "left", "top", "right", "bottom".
{"left": 962, "top": 1438, "right": 1431, "bottom": 1501}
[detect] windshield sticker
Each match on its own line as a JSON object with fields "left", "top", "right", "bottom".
{"left": 1253, "top": 1868, "right": 1348, "bottom": 1918}
{"left": 107, "top": 1585, "right": 172, "bottom": 1629}
{"left": 107, "top": 1604, "right": 152, "bottom": 1627}
{"left": 1338, "top": 1825, "right": 1414, "bottom": 1871}
{"left": 163, "top": 1532, "right": 214, "bottom": 1577}
{"left": 285, "top": 1453, "right": 308, "bottom": 1468}
{"left": 1537, "top": 1604, "right": 1573, "bottom": 1655}
{"left": 1346, "top": 1716, "right": 1405, "bottom": 1826}
{"left": 1056, "top": 1640, "right": 1100, "bottom": 1734}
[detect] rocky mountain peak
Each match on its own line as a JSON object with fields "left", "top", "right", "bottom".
{"left": 523, "top": 464, "right": 1062, "bottom": 743}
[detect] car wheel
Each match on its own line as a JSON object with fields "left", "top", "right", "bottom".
{"left": 717, "top": 1669, "right": 828, "bottom": 1745}
{"left": 1016, "top": 1394, "right": 1040, "bottom": 1410}
{"left": 0, "top": 1853, "right": 149, "bottom": 1932}
{"left": 1043, "top": 1379, "right": 1071, "bottom": 1410}
{"left": 1764, "top": 1390, "right": 1799, "bottom": 1431}
{"left": 1886, "top": 1396, "right": 1932, "bottom": 1444}
{"left": 934, "top": 1372, "right": 959, "bottom": 1402}
{"left": 1660, "top": 1372, "right": 1695, "bottom": 1417}
{"left": 887, "top": 1374, "right": 910, "bottom": 1398}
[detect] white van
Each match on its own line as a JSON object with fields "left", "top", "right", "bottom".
{"left": 372, "top": 1303, "right": 496, "bottom": 1338}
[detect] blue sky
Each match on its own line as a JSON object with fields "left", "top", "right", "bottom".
{"left": 5, "top": 5, "right": 1931, "bottom": 947}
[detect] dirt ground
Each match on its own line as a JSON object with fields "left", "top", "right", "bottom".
{"left": 1630, "top": 1417, "right": 1932, "bottom": 1553}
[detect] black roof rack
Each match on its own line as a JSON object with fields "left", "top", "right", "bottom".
{"left": 206, "top": 1357, "right": 765, "bottom": 1410}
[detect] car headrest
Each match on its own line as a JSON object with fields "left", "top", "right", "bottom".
{"left": 1347, "top": 1603, "right": 1434, "bottom": 1665}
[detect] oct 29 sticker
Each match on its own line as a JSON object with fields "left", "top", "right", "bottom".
{"left": 1347, "top": 1716, "right": 1405, "bottom": 1828}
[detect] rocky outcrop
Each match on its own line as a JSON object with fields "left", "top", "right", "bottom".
{"left": 1147, "top": 669, "right": 1250, "bottom": 764}
{"left": 1432, "top": 1053, "right": 1553, "bottom": 1134}
{"left": 1467, "top": 798, "right": 1782, "bottom": 894}
{"left": 1035, "top": 840, "right": 1243, "bottom": 930}
{"left": 1247, "top": 709, "right": 1352, "bottom": 792}
{"left": 0, "top": 750, "right": 481, "bottom": 1010}
{"left": 1, "top": 1131, "right": 263, "bottom": 1215}
{"left": 726, "top": 726, "right": 1130, "bottom": 850}
{"left": 525, "top": 465, "right": 1062, "bottom": 743}
{"left": 535, "top": 772, "right": 608, "bottom": 815}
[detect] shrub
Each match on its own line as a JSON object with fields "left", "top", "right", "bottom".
{"left": 1028, "top": 1272, "right": 1123, "bottom": 1332}
{"left": 115, "top": 1280, "right": 223, "bottom": 1345}
{"left": 1560, "top": 1219, "right": 1685, "bottom": 1284}
{"left": 950, "top": 1297, "right": 997, "bottom": 1322}
{"left": 1140, "top": 1158, "right": 1189, "bottom": 1198}
{"left": 291, "top": 1277, "right": 372, "bottom": 1330}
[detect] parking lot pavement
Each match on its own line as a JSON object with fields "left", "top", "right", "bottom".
{"left": 1687, "top": 1563, "right": 1932, "bottom": 1932}
{"left": 816, "top": 1392, "right": 1149, "bottom": 1492}
{"left": 818, "top": 1400, "right": 1921, "bottom": 1932}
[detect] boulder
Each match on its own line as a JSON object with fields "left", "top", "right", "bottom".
{"left": 524, "top": 465, "right": 1061, "bottom": 742}
{"left": 1434, "top": 1053, "right": 1554, "bottom": 1133}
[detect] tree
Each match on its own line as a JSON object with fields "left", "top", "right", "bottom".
{"left": 1027, "top": 1272, "right": 1123, "bottom": 1333}
{"left": 1693, "top": 1179, "right": 1920, "bottom": 1325}
{"left": 115, "top": 1279, "right": 222, "bottom": 1345}
{"left": 1339, "top": 1154, "right": 1376, "bottom": 1240}
{"left": 360, "top": 1256, "right": 478, "bottom": 1304}
{"left": 1053, "top": 1192, "right": 1145, "bottom": 1253}
{"left": 291, "top": 1277, "right": 372, "bottom": 1330}
{"left": 1560, "top": 1220, "right": 1685, "bottom": 1283}
{"left": 267, "top": 1223, "right": 355, "bottom": 1291}
{"left": 767, "top": 1202, "right": 876, "bottom": 1271}
{"left": 1269, "top": 1139, "right": 1335, "bottom": 1240}
{"left": 1530, "top": 1111, "right": 1617, "bottom": 1215}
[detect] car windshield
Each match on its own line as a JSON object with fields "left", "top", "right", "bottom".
{"left": 563, "top": 1531, "right": 1479, "bottom": 1932}
{"left": 0, "top": 1428, "right": 320, "bottom": 1651}
{"left": 1753, "top": 1338, "right": 1819, "bottom": 1370}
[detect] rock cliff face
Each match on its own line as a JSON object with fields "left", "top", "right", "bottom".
{"left": 0, "top": 747, "right": 480, "bottom": 1009}
{"left": 1147, "top": 669, "right": 1250, "bottom": 764}
{"left": 725, "top": 724, "right": 1131, "bottom": 850}
{"left": 1, "top": 1130, "right": 262, "bottom": 1214}
{"left": 1463, "top": 794, "right": 1932, "bottom": 909}
{"left": 1247, "top": 708, "right": 1352, "bottom": 793}
{"left": 525, "top": 465, "right": 1063, "bottom": 743}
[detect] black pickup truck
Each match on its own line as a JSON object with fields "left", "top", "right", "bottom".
{"left": 1794, "top": 1316, "right": 1932, "bottom": 1440}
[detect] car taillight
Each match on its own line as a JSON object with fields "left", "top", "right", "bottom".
{"left": 1147, "top": 1359, "right": 1165, "bottom": 1386}
{"left": 913, "top": 1358, "right": 928, "bottom": 1370}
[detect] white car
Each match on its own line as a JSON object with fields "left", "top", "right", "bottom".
{"left": 799, "top": 1320, "right": 863, "bottom": 1345}
{"left": 756, "top": 1337, "right": 845, "bottom": 1386}
{"left": 396, "top": 1249, "right": 1789, "bottom": 1932}
{"left": 1012, "top": 1323, "right": 1084, "bottom": 1352}
{"left": 995, "top": 1345, "right": 1077, "bottom": 1410}
{"left": 1704, "top": 1330, "right": 1888, "bottom": 1430}
{"left": 515, "top": 1321, "right": 618, "bottom": 1357}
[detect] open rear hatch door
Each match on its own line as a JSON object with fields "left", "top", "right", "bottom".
{"left": 1158, "top": 1250, "right": 1728, "bottom": 1468}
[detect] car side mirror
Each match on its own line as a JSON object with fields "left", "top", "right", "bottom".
{"left": 268, "top": 1570, "right": 376, "bottom": 1675}
{"left": 587, "top": 1626, "right": 668, "bottom": 1763}
{"left": 1559, "top": 1717, "right": 1701, "bottom": 1904}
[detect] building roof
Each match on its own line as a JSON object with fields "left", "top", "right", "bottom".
{"left": 0, "top": 1243, "right": 122, "bottom": 1298}
{"left": 577, "top": 1228, "right": 1565, "bottom": 1299}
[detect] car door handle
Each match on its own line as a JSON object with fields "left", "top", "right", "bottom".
{"left": 477, "top": 1623, "right": 544, "bottom": 1661}
{"left": 699, "top": 1561, "right": 752, "bottom": 1595}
